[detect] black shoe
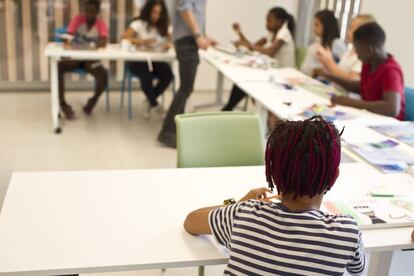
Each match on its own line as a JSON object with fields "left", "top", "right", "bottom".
{"left": 157, "top": 131, "right": 177, "bottom": 149}
{"left": 61, "top": 103, "right": 76, "bottom": 120}
{"left": 83, "top": 98, "right": 98, "bottom": 115}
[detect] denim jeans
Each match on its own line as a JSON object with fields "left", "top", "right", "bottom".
{"left": 159, "top": 36, "right": 200, "bottom": 136}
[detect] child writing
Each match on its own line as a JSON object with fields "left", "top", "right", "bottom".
{"left": 59, "top": 0, "right": 108, "bottom": 119}
{"left": 328, "top": 22, "right": 405, "bottom": 120}
{"left": 222, "top": 7, "right": 296, "bottom": 111}
{"left": 301, "top": 9, "right": 347, "bottom": 76}
{"left": 121, "top": 0, "right": 173, "bottom": 118}
{"left": 184, "top": 116, "right": 366, "bottom": 275}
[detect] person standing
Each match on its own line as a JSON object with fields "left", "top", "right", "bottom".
{"left": 158, "top": 0, "right": 216, "bottom": 148}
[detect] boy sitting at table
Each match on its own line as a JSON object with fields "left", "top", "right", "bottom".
{"left": 184, "top": 116, "right": 366, "bottom": 275}
{"left": 327, "top": 22, "right": 405, "bottom": 120}
{"left": 59, "top": 0, "right": 108, "bottom": 120}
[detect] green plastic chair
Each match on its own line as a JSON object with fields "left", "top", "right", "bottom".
{"left": 175, "top": 112, "right": 265, "bottom": 168}
{"left": 295, "top": 47, "right": 307, "bottom": 69}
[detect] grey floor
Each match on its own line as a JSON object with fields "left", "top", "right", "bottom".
{"left": 1, "top": 91, "right": 413, "bottom": 276}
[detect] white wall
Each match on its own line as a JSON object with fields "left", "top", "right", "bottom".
{"left": 194, "top": 0, "right": 299, "bottom": 90}
{"left": 361, "top": 0, "right": 414, "bottom": 87}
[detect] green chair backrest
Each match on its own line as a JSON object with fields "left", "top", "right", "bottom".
{"left": 295, "top": 47, "right": 307, "bottom": 69}
{"left": 175, "top": 112, "right": 265, "bottom": 168}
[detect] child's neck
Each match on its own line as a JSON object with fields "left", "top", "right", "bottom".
{"left": 280, "top": 193, "right": 324, "bottom": 211}
{"left": 370, "top": 49, "right": 388, "bottom": 70}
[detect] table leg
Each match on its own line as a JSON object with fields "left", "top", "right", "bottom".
{"left": 194, "top": 70, "right": 225, "bottom": 111}
{"left": 367, "top": 251, "right": 393, "bottom": 276}
{"left": 50, "top": 57, "right": 61, "bottom": 134}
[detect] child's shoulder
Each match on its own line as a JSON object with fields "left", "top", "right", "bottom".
{"left": 241, "top": 200, "right": 360, "bottom": 232}
{"left": 315, "top": 210, "right": 361, "bottom": 233}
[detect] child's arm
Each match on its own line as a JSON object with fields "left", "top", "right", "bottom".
{"left": 121, "top": 27, "right": 155, "bottom": 47}
{"left": 249, "top": 39, "right": 284, "bottom": 57}
{"left": 96, "top": 36, "right": 107, "bottom": 48}
{"left": 317, "top": 47, "right": 361, "bottom": 80}
{"left": 184, "top": 188, "right": 271, "bottom": 236}
{"left": 346, "top": 233, "right": 366, "bottom": 275}
{"left": 184, "top": 205, "right": 223, "bottom": 235}
{"left": 324, "top": 73, "right": 361, "bottom": 94}
{"left": 331, "top": 92, "right": 401, "bottom": 117}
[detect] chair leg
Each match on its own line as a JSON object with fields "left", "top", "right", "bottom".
{"left": 121, "top": 70, "right": 127, "bottom": 108}
{"left": 243, "top": 96, "right": 249, "bottom": 111}
{"left": 198, "top": 266, "right": 205, "bottom": 276}
{"left": 172, "top": 77, "right": 176, "bottom": 95}
{"left": 105, "top": 85, "right": 110, "bottom": 112}
{"left": 128, "top": 75, "right": 132, "bottom": 120}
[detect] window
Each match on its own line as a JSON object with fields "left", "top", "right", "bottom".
{"left": 319, "top": 0, "right": 361, "bottom": 40}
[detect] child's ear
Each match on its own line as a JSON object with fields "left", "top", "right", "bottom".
{"left": 333, "top": 167, "right": 340, "bottom": 183}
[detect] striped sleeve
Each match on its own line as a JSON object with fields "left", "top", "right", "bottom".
{"left": 208, "top": 203, "right": 243, "bottom": 249}
{"left": 346, "top": 231, "right": 366, "bottom": 275}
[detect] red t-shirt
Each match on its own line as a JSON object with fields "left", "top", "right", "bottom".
{"left": 360, "top": 55, "right": 405, "bottom": 120}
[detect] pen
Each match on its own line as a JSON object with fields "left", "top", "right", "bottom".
{"left": 370, "top": 193, "right": 394, "bottom": 198}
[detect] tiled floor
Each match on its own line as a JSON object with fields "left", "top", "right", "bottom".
{"left": 1, "top": 91, "right": 413, "bottom": 276}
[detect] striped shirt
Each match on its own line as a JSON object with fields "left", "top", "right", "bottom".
{"left": 209, "top": 200, "right": 365, "bottom": 276}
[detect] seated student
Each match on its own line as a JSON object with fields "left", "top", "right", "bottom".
{"left": 314, "top": 14, "right": 376, "bottom": 84}
{"left": 222, "top": 7, "right": 296, "bottom": 111}
{"left": 301, "top": 9, "right": 347, "bottom": 76}
{"left": 328, "top": 23, "right": 405, "bottom": 120}
{"left": 59, "top": 0, "right": 109, "bottom": 120}
{"left": 121, "top": 0, "right": 173, "bottom": 118}
{"left": 184, "top": 116, "right": 366, "bottom": 276}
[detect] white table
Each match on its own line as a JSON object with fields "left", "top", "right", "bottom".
{"left": 202, "top": 48, "right": 401, "bottom": 132}
{"left": 44, "top": 43, "right": 176, "bottom": 134}
{"left": 0, "top": 165, "right": 413, "bottom": 276}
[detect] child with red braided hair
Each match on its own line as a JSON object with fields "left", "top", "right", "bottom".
{"left": 184, "top": 116, "right": 366, "bottom": 275}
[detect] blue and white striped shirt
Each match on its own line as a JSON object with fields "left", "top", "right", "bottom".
{"left": 209, "top": 200, "right": 365, "bottom": 276}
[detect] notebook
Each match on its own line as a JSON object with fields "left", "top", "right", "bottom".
{"left": 322, "top": 197, "right": 414, "bottom": 230}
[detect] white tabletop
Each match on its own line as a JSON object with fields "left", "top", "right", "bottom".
{"left": 1, "top": 165, "right": 413, "bottom": 275}
{"left": 44, "top": 42, "right": 176, "bottom": 62}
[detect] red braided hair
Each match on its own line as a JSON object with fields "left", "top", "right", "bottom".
{"left": 265, "top": 116, "right": 342, "bottom": 198}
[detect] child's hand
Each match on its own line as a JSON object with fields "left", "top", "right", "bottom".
{"left": 239, "top": 188, "right": 272, "bottom": 202}
{"left": 232, "top": 22, "right": 241, "bottom": 33}
{"left": 317, "top": 46, "right": 335, "bottom": 68}
{"left": 331, "top": 95, "right": 353, "bottom": 107}
{"left": 312, "top": 67, "right": 327, "bottom": 78}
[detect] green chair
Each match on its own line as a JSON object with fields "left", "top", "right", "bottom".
{"left": 176, "top": 112, "right": 265, "bottom": 168}
{"left": 295, "top": 47, "right": 307, "bottom": 69}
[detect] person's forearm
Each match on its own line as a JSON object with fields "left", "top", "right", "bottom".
{"left": 326, "top": 73, "right": 361, "bottom": 93}
{"left": 251, "top": 45, "right": 274, "bottom": 57}
{"left": 184, "top": 205, "right": 223, "bottom": 235}
{"left": 97, "top": 37, "right": 107, "bottom": 48}
{"left": 254, "top": 38, "right": 267, "bottom": 47}
{"left": 181, "top": 10, "right": 200, "bottom": 35}
{"left": 341, "top": 98, "right": 399, "bottom": 117}
{"left": 128, "top": 37, "right": 148, "bottom": 47}
{"left": 327, "top": 62, "right": 360, "bottom": 81}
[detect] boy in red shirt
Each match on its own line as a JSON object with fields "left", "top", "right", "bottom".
{"left": 326, "top": 22, "right": 405, "bottom": 120}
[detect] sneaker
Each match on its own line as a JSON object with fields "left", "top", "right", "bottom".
{"left": 61, "top": 104, "right": 76, "bottom": 120}
{"left": 157, "top": 130, "right": 176, "bottom": 149}
{"left": 142, "top": 100, "right": 151, "bottom": 119}
{"left": 152, "top": 104, "right": 165, "bottom": 115}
